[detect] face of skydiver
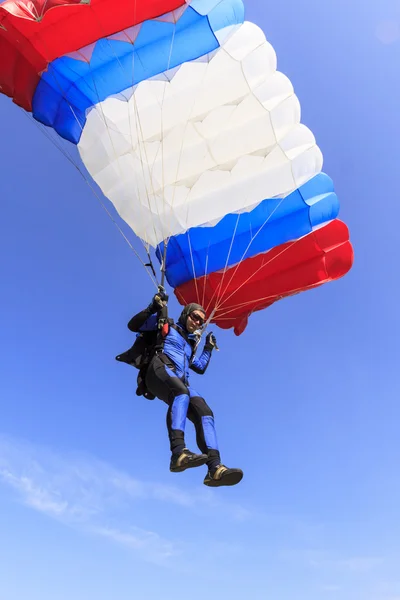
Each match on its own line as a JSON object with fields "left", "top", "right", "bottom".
{"left": 186, "top": 310, "right": 206, "bottom": 333}
{"left": 178, "top": 303, "right": 206, "bottom": 333}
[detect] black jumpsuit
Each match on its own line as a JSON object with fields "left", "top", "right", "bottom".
{"left": 128, "top": 306, "right": 221, "bottom": 464}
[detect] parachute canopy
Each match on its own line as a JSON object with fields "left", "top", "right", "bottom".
{"left": 0, "top": 0, "right": 353, "bottom": 334}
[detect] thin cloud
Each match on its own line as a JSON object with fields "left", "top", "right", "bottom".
{"left": 280, "top": 548, "right": 385, "bottom": 574}
{"left": 0, "top": 468, "right": 68, "bottom": 516}
{"left": 91, "top": 525, "right": 180, "bottom": 565}
{"left": 0, "top": 435, "right": 250, "bottom": 517}
{"left": 0, "top": 434, "right": 250, "bottom": 565}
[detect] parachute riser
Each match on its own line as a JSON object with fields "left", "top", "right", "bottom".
{"left": 160, "top": 237, "right": 169, "bottom": 289}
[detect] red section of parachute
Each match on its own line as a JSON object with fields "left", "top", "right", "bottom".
{"left": 175, "top": 220, "right": 354, "bottom": 336}
{"left": 0, "top": 0, "right": 186, "bottom": 110}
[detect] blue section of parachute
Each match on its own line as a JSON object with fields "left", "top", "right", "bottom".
{"left": 31, "top": 0, "right": 244, "bottom": 144}
{"left": 157, "top": 173, "right": 340, "bottom": 288}
{"left": 199, "top": 0, "right": 244, "bottom": 29}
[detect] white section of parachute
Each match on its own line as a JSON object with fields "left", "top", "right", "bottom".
{"left": 78, "top": 21, "right": 323, "bottom": 247}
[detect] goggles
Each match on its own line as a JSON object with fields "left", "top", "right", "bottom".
{"left": 189, "top": 311, "right": 205, "bottom": 326}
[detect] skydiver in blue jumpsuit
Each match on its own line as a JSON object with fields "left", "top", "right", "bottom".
{"left": 127, "top": 291, "right": 243, "bottom": 488}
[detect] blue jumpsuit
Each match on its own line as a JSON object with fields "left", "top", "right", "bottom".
{"left": 129, "top": 307, "right": 220, "bottom": 462}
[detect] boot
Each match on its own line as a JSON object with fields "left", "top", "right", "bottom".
{"left": 203, "top": 464, "right": 243, "bottom": 487}
{"left": 170, "top": 448, "right": 208, "bottom": 473}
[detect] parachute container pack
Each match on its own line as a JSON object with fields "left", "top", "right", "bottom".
{"left": 0, "top": 0, "right": 354, "bottom": 334}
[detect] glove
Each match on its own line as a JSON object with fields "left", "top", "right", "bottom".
{"left": 205, "top": 332, "right": 218, "bottom": 351}
{"left": 148, "top": 287, "right": 169, "bottom": 313}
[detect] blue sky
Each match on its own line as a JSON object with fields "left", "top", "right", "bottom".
{"left": 1, "top": 1, "right": 400, "bottom": 599}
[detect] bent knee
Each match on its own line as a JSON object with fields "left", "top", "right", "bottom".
{"left": 190, "top": 395, "right": 214, "bottom": 418}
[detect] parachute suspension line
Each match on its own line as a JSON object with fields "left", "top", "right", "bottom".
{"left": 155, "top": 53, "right": 215, "bottom": 308}
{"left": 159, "top": 25, "right": 177, "bottom": 244}
{"left": 213, "top": 281, "right": 318, "bottom": 321}
{"left": 130, "top": 21, "right": 180, "bottom": 253}
{"left": 84, "top": 37, "right": 163, "bottom": 253}
{"left": 203, "top": 307, "right": 216, "bottom": 334}
{"left": 98, "top": 9, "right": 179, "bottom": 252}
{"left": 80, "top": 4, "right": 177, "bottom": 289}
{"left": 39, "top": 15, "right": 160, "bottom": 271}
{"left": 202, "top": 240, "right": 212, "bottom": 309}
{"left": 81, "top": 0, "right": 162, "bottom": 250}
{"left": 40, "top": 1, "right": 50, "bottom": 19}
{"left": 162, "top": 46, "right": 213, "bottom": 254}
{"left": 76, "top": 175, "right": 157, "bottom": 288}
{"left": 213, "top": 193, "right": 294, "bottom": 315}
{"left": 160, "top": 238, "right": 170, "bottom": 289}
{"left": 37, "top": 26, "right": 163, "bottom": 288}
{"left": 204, "top": 213, "right": 241, "bottom": 316}
{"left": 100, "top": 5, "right": 179, "bottom": 281}
{"left": 23, "top": 113, "right": 159, "bottom": 290}
{"left": 186, "top": 231, "right": 201, "bottom": 304}
{"left": 144, "top": 244, "right": 157, "bottom": 280}
{"left": 126, "top": 22, "right": 171, "bottom": 247}
{"left": 215, "top": 234, "right": 307, "bottom": 315}
{"left": 184, "top": 228, "right": 215, "bottom": 344}
{"left": 22, "top": 112, "right": 76, "bottom": 168}
{"left": 101, "top": 16, "right": 214, "bottom": 297}
{"left": 156, "top": 45, "right": 241, "bottom": 318}
{"left": 120, "top": 15, "right": 194, "bottom": 293}
{"left": 126, "top": 34, "right": 175, "bottom": 248}
{"left": 158, "top": 43, "right": 253, "bottom": 319}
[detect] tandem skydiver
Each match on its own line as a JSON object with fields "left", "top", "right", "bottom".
{"left": 121, "top": 289, "right": 243, "bottom": 488}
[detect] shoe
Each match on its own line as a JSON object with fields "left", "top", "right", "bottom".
{"left": 170, "top": 448, "right": 208, "bottom": 473}
{"left": 203, "top": 464, "right": 243, "bottom": 487}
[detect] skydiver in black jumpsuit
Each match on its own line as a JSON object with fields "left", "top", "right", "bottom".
{"left": 128, "top": 292, "right": 243, "bottom": 488}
